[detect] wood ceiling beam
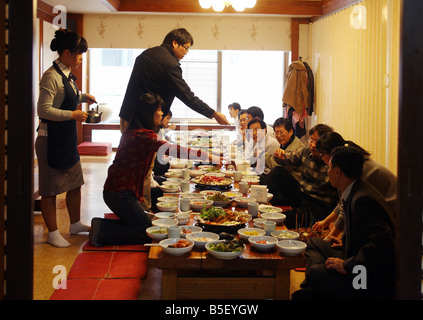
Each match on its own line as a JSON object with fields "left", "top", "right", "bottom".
{"left": 108, "top": 0, "right": 323, "bottom": 16}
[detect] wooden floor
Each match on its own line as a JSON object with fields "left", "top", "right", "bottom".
{"left": 33, "top": 152, "right": 305, "bottom": 300}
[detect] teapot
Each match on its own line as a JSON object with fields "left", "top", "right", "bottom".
{"left": 86, "top": 104, "right": 103, "bottom": 123}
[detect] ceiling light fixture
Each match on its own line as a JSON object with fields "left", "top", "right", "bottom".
{"left": 199, "top": 0, "right": 257, "bottom": 12}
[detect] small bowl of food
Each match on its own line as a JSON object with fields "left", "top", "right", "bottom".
{"left": 200, "top": 190, "right": 221, "bottom": 197}
{"left": 159, "top": 184, "right": 180, "bottom": 193}
{"left": 186, "top": 231, "right": 219, "bottom": 249}
{"left": 241, "top": 177, "right": 260, "bottom": 185}
{"left": 159, "top": 238, "right": 194, "bottom": 256}
{"left": 162, "top": 180, "right": 181, "bottom": 187}
{"left": 267, "top": 193, "right": 273, "bottom": 201}
{"left": 154, "top": 211, "right": 177, "bottom": 219}
{"left": 222, "top": 191, "right": 243, "bottom": 199}
{"left": 190, "top": 170, "right": 205, "bottom": 178}
{"left": 146, "top": 226, "right": 168, "bottom": 240}
{"left": 205, "top": 240, "right": 246, "bottom": 260}
{"left": 157, "top": 196, "right": 179, "bottom": 204}
{"left": 234, "top": 197, "right": 256, "bottom": 208}
{"left": 248, "top": 235, "right": 278, "bottom": 251}
{"left": 179, "top": 225, "right": 202, "bottom": 238}
{"left": 152, "top": 218, "right": 178, "bottom": 228}
{"left": 190, "top": 199, "right": 213, "bottom": 211}
{"left": 260, "top": 211, "right": 286, "bottom": 225}
{"left": 156, "top": 202, "right": 179, "bottom": 212}
{"left": 271, "top": 230, "right": 300, "bottom": 240}
{"left": 181, "top": 192, "right": 204, "bottom": 199}
{"left": 237, "top": 228, "right": 266, "bottom": 241}
{"left": 175, "top": 212, "right": 190, "bottom": 225}
{"left": 258, "top": 204, "right": 283, "bottom": 214}
{"left": 276, "top": 240, "right": 307, "bottom": 256}
{"left": 253, "top": 218, "right": 267, "bottom": 229}
{"left": 204, "top": 193, "right": 232, "bottom": 207}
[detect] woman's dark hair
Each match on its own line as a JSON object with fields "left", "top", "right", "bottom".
{"left": 50, "top": 30, "right": 88, "bottom": 55}
{"left": 273, "top": 117, "right": 294, "bottom": 132}
{"left": 330, "top": 146, "right": 364, "bottom": 180}
{"left": 316, "top": 131, "right": 371, "bottom": 157}
{"left": 128, "top": 93, "right": 164, "bottom": 132}
{"left": 247, "top": 118, "right": 266, "bottom": 130}
{"left": 163, "top": 28, "right": 194, "bottom": 46}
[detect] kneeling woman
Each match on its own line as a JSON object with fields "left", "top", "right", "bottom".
{"left": 90, "top": 93, "right": 218, "bottom": 246}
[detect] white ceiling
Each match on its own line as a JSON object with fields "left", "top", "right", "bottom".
{"left": 42, "top": 0, "right": 113, "bottom": 14}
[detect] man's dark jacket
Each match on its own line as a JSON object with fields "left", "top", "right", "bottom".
{"left": 119, "top": 43, "right": 215, "bottom": 121}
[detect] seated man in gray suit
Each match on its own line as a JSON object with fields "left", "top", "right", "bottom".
{"left": 293, "top": 146, "right": 396, "bottom": 300}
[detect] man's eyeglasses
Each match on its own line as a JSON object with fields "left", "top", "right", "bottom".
{"left": 181, "top": 44, "right": 190, "bottom": 52}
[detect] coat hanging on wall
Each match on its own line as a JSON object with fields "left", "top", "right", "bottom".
{"left": 282, "top": 58, "right": 315, "bottom": 138}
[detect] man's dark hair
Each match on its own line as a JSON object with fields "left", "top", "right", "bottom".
{"left": 309, "top": 123, "right": 333, "bottom": 137}
{"left": 246, "top": 106, "right": 264, "bottom": 120}
{"left": 273, "top": 117, "right": 294, "bottom": 132}
{"left": 330, "top": 146, "right": 364, "bottom": 180}
{"left": 228, "top": 102, "right": 241, "bottom": 111}
{"left": 247, "top": 118, "right": 266, "bottom": 129}
{"left": 163, "top": 28, "right": 194, "bottom": 46}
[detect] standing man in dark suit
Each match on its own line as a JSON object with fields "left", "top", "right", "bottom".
{"left": 119, "top": 28, "right": 229, "bottom": 133}
{"left": 293, "top": 146, "right": 396, "bottom": 299}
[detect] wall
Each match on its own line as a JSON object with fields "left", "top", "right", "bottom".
{"left": 309, "top": 0, "right": 400, "bottom": 173}
{"left": 83, "top": 13, "right": 296, "bottom": 51}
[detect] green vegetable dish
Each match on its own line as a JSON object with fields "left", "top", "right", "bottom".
{"left": 208, "top": 240, "right": 244, "bottom": 252}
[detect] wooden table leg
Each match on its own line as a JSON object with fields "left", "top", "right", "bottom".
{"left": 274, "top": 269, "right": 291, "bottom": 300}
{"left": 161, "top": 269, "right": 178, "bottom": 300}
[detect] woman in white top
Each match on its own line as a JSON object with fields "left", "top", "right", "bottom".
{"left": 35, "top": 30, "right": 96, "bottom": 247}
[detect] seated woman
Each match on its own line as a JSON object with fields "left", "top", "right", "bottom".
{"left": 313, "top": 131, "right": 398, "bottom": 238}
{"left": 89, "top": 93, "right": 219, "bottom": 246}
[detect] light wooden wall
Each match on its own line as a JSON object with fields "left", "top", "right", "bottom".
{"left": 310, "top": 0, "right": 400, "bottom": 173}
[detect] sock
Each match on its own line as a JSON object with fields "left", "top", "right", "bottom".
{"left": 47, "top": 230, "right": 71, "bottom": 248}
{"left": 70, "top": 221, "right": 90, "bottom": 234}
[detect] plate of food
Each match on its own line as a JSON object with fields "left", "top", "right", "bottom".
{"left": 192, "top": 175, "right": 233, "bottom": 187}
{"left": 195, "top": 206, "right": 251, "bottom": 232}
{"left": 203, "top": 192, "right": 232, "bottom": 207}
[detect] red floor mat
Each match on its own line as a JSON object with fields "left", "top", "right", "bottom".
{"left": 49, "top": 278, "right": 141, "bottom": 300}
{"left": 82, "top": 240, "right": 149, "bottom": 252}
{"left": 68, "top": 251, "right": 148, "bottom": 280}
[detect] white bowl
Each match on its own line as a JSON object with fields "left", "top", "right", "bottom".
{"left": 258, "top": 204, "right": 283, "bottom": 214}
{"left": 271, "top": 230, "right": 300, "bottom": 240}
{"left": 164, "top": 171, "right": 182, "bottom": 178}
{"left": 169, "top": 160, "right": 188, "bottom": 169}
{"left": 203, "top": 194, "right": 232, "bottom": 207}
{"left": 221, "top": 170, "right": 234, "bottom": 177}
{"left": 156, "top": 202, "right": 179, "bottom": 212}
{"left": 276, "top": 240, "right": 307, "bottom": 256}
{"left": 154, "top": 211, "right": 177, "bottom": 219}
{"left": 260, "top": 212, "right": 286, "bottom": 224}
{"left": 190, "top": 170, "right": 205, "bottom": 178}
{"left": 146, "top": 226, "right": 168, "bottom": 240}
{"left": 186, "top": 232, "right": 219, "bottom": 249}
{"left": 166, "top": 177, "right": 182, "bottom": 183}
{"left": 205, "top": 240, "right": 246, "bottom": 260}
{"left": 234, "top": 197, "right": 256, "bottom": 208}
{"left": 180, "top": 192, "right": 204, "bottom": 199}
{"left": 175, "top": 213, "right": 190, "bottom": 225}
{"left": 253, "top": 218, "right": 267, "bottom": 229}
{"left": 249, "top": 235, "right": 278, "bottom": 251}
{"left": 204, "top": 172, "right": 225, "bottom": 178}
{"left": 190, "top": 199, "right": 213, "bottom": 211}
{"left": 160, "top": 185, "right": 180, "bottom": 193}
{"left": 159, "top": 238, "right": 194, "bottom": 256}
{"left": 241, "top": 177, "right": 260, "bottom": 185}
{"left": 162, "top": 180, "right": 181, "bottom": 187}
{"left": 200, "top": 190, "right": 221, "bottom": 197}
{"left": 157, "top": 196, "right": 179, "bottom": 203}
{"left": 267, "top": 193, "right": 273, "bottom": 201}
{"left": 237, "top": 228, "right": 266, "bottom": 241}
{"left": 222, "top": 191, "right": 243, "bottom": 199}
{"left": 152, "top": 218, "right": 178, "bottom": 228}
{"left": 179, "top": 225, "right": 202, "bottom": 238}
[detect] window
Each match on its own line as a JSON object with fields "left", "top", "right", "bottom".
{"left": 88, "top": 48, "right": 286, "bottom": 126}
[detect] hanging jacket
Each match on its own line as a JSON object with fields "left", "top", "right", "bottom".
{"left": 282, "top": 60, "right": 309, "bottom": 116}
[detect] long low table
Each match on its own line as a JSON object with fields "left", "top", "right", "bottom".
{"left": 148, "top": 214, "right": 305, "bottom": 300}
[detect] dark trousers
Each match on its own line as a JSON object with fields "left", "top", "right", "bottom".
{"left": 266, "top": 166, "right": 334, "bottom": 229}
{"left": 90, "top": 190, "right": 153, "bottom": 246}
{"left": 301, "top": 238, "right": 358, "bottom": 299}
